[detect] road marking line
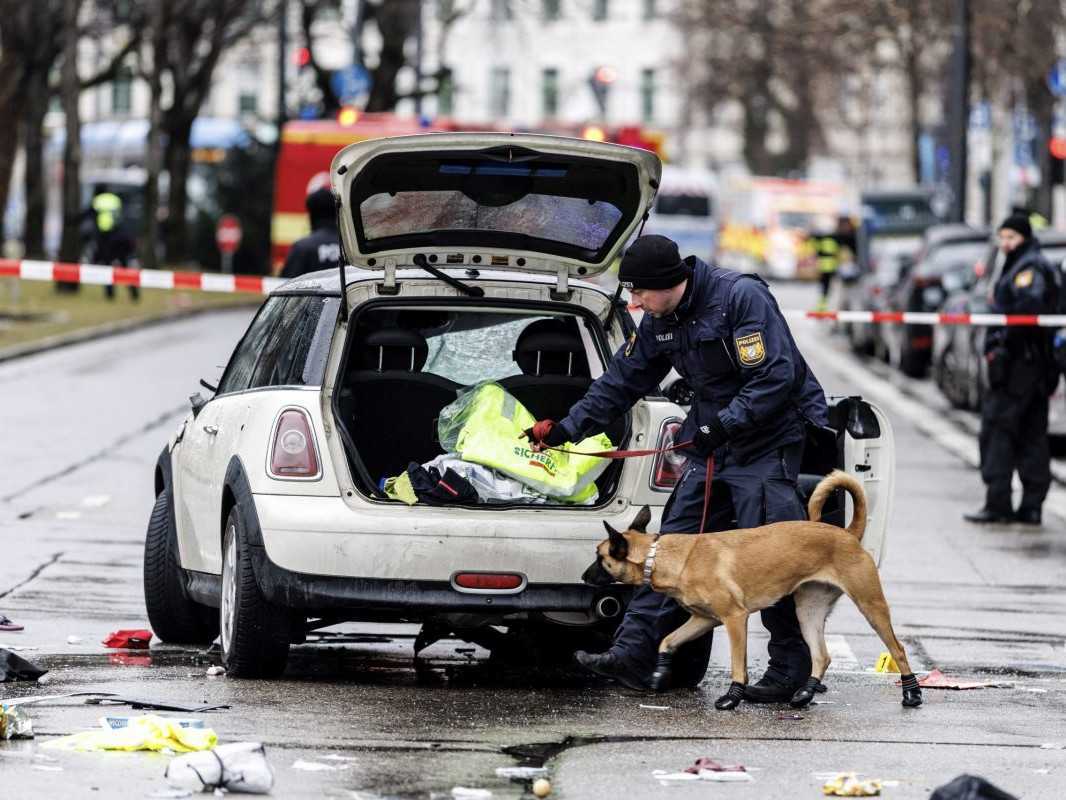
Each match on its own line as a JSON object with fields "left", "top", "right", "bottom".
{"left": 81, "top": 495, "right": 111, "bottom": 508}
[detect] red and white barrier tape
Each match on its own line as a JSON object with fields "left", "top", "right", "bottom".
{"left": 0, "top": 258, "right": 285, "bottom": 295}
{"left": 782, "top": 309, "right": 1066, "bottom": 327}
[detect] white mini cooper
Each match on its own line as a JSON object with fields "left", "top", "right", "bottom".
{"left": 143, "top": 133, "right": 896, "bottom": 677}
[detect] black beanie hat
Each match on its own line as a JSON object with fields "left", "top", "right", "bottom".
{"left": 306, "top": 187, "right": 337, "bottom": 222}
{"left": 999, "top": 212, "right": 1031, "bottom": 239}
{"left": 618, "top": 235, "right": 691, "bottom": 290}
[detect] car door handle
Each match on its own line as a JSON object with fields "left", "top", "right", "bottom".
{"left": 203, "top": 425, "right": 219, "bottom": 435}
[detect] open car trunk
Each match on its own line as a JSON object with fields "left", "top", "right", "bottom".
{"left": 333, "top": 299, "right": 629, "bottom": 508}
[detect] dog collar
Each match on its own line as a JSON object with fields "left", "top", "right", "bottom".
{"left": 642, "top": 535, "right": 661, "bottom": 586}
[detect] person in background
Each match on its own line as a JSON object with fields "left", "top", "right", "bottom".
{"left": 965, "top": 214, "right": 1059, "bottom": 526}
{"left": 281, "top": 187, "right": 342, "bottom": 279}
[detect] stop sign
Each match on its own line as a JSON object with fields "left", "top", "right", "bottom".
{"left": 216, "top": 214, "right": 243, "bottom": 254}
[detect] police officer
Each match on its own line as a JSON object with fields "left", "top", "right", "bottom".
{"left": 965, "top": 214, "right": 1058, "bottom": 526}
{"left": 281, "top": 187, "right": 342, "bottom": 279}
{"left": 89, "top": 185, "right": 137, "bottom": 301}
{"left": 525, "top": 235, "right": 829, "bottom": 701}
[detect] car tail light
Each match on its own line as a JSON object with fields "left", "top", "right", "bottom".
{"left": 651, "top": 419, "right": 686, "bottom": 490}
{"left": 453, "top": 572, "right": 524, "bottom": 591}
{"left": 269, "top": 409, "right": 320, "bottom": 478}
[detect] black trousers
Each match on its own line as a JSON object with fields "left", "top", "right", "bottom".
{"left": 979, "top": 378, "right": 1050, "bottom": 514}
{"left": 609, "top": 442, "right": 812, "bottom": 687}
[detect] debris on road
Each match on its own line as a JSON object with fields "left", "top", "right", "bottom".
{"left": 451, "top": 789, "right": 493, "bottom": 798}
{"left": 532, "top": 777, "right": 552, "bottom": 797}
{"left": 85, "top": 696, "right": 230, "bottom": 713}
{"left": 100, "top": 716, "right": 205, "bottom": 731}
{"left": 1, "top": 692, "right": 116, "bottom": 707}
{"left": 102, "top": 629, "right": 153, "bottom": 649}
{"left": 639, "top": 704, "right": 671, "bottom": 710}
{"left": 655, "top": 764, "right": 754, "bottom": 784}
{"left": 684, "top": 757, "right": 747, "bottom": 774}
{"left": 496, "top": 767, "right": 548, "bottom": 780}
{"left": 928, "top": 774, "right": 1018, "bottom": 799}
{"left": 874, "top": 652, "right": 900, "bottom": 673}
{"left": 1, "top": 647, "right": 48, "bottom": 682}
{"left": 292, "top": 759, "right": 349, "bottom": 771}
{"left": 1, "top": 703, "right": 34, "bottom": 739}
{"left": 108, "top": 653, "right": 152, "bottom": 667}
{"left": 822, "top": 773, "right": 882, "bottom": 796}
{"left": 898, "top": 669, "right": 1012, "bottom": 690}
{"left": 206, "top": 666, "right": 225, "bottom": 677}
{"left": 44, "top": 714, "right": 218, "bottom": 752}
{"left": 66, "top": 635, "right": 82, "bottom": 644}
{"left": 776, "top": 712, "right": 805, "bottom": 720}
{"left": 0, "top": 614, "right": 24, "bottom": 631}
{"left": 166, "top": 741, "right": 274, "bottom": 794}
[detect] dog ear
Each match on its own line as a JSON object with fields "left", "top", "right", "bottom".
{"left": 630, "top": 505, "right": 652, "bottom": 533}
{"left": 603, "top": 521, "right": 628, "bottom": 560}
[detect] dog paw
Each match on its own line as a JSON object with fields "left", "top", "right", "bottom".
{"left": 714, "top": 681, "right": 745, "bottom": 710}
{"left": 902, "top": 689, "right": 923, "bottom": 707}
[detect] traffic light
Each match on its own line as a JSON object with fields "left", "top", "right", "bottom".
{"left": 1050, "top": 137, "right": 1066, "bottom": 184}
{"left": 588, "top": 66, "right": 617, "bottom": 116}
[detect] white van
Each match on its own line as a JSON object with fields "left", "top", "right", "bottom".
{"left": 642, "top": 165, "right": 717, "bottom": 262}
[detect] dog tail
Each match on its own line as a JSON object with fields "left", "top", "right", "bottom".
{"left": 808, "top": 470, "right": 867, "bottom": 541}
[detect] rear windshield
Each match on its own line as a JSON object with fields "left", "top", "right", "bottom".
{"left": 918, "top": 241, "right": 986, "bottom": 277}
{"left": 360, "top": 191, "right": 623, "bottom": 251}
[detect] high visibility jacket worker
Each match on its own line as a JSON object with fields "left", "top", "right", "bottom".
{"left": 815, "top": 236, "right": 840, "bottom": 274}
{"left": 92, "top": 192, "right": 122, "bottom": 233}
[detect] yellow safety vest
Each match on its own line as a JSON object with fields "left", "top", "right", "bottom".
{"left": 92, "top": 192, "right": 122, "bottom": 233}
{"left": 816, "top": 236, "right": 839, "bottom": 273}
{"left": 441, "top": 382, "right": 611, "bottom": 502}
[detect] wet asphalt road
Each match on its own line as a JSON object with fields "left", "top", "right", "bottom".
{"left": 2, "top": 285, "right": 1066, "bottom": 799}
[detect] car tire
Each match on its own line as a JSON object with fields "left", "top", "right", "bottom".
{"left": 143, "top": 491, "right": 220, "bottom": 644}
{"left": 220, "top": 505, "right": 291, "bottom": 678}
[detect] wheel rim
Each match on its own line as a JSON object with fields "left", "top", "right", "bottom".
{"left": 220, "top": 525, "right": 237, "bottom": 656}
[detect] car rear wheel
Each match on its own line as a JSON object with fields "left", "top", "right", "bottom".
{"left": 220, "top": 506, "right": 291, "bottom": 678}
{"left": 143, "top": 491, "right": 220, "bottom": 644}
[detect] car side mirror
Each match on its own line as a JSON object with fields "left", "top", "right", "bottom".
{"left": 189, "top": 392, "right": 207, "bottom": 418}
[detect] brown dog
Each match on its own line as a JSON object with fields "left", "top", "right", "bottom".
{"left": 582, "top": 470, "right": 922, "bottom": 710}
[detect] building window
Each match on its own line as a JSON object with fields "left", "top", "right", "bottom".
{"left": 592, "top": 0, "right": 608, "bottom": 20}
{"left": 111, "top": 66, "right": 132, "bottom": 114}
{"left": 640, "top": 68, "right": 655, "bottom": 123}
{"left": 238, "top": 91, "right": 258, "bottom": 115}
{"left": 543, "top": 0, "right": 560, "bottom": 20}
{"left": 490, "top": 67, "right": 511, "bottom": 118}
{"left": 491, "top": 0, "right": 512, "bottom": 21}
{"left": 438, "top": 70, "right": 454, "bottom": 116}
{"left": 542, "top": 68, "right": 559, "bottom": 118}
{"left": 643, "top": 0, "right": 656, "bottom": 18}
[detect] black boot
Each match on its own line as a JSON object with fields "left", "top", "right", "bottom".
{"left": 963, "top": 507, "right": 1013, "bottom": 524}
{"left": 574, "top": 650, "right": 648, "bottom": 692}
{"left": 900, "top": 672, "right": 923, "bottom": 707}
{"left": 1014, "top": 507, "right": 1042, "bottom": 526}
{"left": 649, "top": 652, "right": 673, "bottom": 693}
{"left": 715, "top": 681, "right": 746, "bottom": 710}
{"left": 790, "top": 676, "right": 822, "bottom": 708}
{"left": 742, "top": 675, "right": 796, "bottom": 703}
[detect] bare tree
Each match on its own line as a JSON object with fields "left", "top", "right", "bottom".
{"left": 139, "top": 0, "right": 277, "bottom": 266}
{"left": 57, "top": 0, "right": 142, "bottom": 265}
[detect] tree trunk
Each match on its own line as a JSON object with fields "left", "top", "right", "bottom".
{"left": 58, "top": 0, "right": 84, "bottom": 265}
{"left": 365, "top": 0, "right": 418, "bottom": 112}
{"left": 905, "top": 47, "right": 924, "bottom": 184}
{"left": 0, "top": 47, "right": 24, "bottom": 236}
{"left": 163, "top": 116, "right": 195, "bottom": 265}
{"left": 1026, "top": 77, "right": 1054, "bottom": 221}
{"left": 741, "top": 93, "right": 775, "bottom": 175}
{"left": 21, "top": 71, "right": 49, "bottom": 259}
{"left": 142, "top": 1, "right": 167, "bottom": 270}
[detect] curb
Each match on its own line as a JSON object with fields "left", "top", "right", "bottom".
{"left": 0, "top": 304, "right": 253, "bottom": 365}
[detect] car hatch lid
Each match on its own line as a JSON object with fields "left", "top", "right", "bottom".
{"left": 330, "top": 132, "right": 662, "bottom": 284}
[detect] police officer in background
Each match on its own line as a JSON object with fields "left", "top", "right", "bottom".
{"left": 965, "top": 214, "right": 1059, "bottom": 526}
{"left": 281, "top": 187, "right": 342, "bottom": 279}
{"left": 524, "top": 235, "right": 829, "bottom": 705}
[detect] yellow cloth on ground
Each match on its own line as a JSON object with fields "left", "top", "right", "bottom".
{"left": 43, "top": 715, "right": 218, "bottom": 753}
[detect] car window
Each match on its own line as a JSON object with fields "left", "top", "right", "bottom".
{"left": 216, "top": 298, "right": 288, "bottom": 395}
{"left": 919, "top": 241, "right": 987, "bottom": 278}
{"left": 250, "top": 296, "right": 339, "bottom": 389}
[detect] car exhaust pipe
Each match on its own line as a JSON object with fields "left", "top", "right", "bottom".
{"left": 594, "top": 595, "right": 622, "bottom": 620}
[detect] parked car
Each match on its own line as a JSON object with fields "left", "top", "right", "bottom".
{"left": 143, "top": 132, "right": 897, "bottom": 678}
{"left": 878, "top": 224, "right": 989, "bottom": 377}
{"left": 933, "top": 232, "right": 1066, "bottom": 445}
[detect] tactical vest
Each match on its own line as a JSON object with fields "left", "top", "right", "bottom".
{"left": 92, "top": 192, "right": 122, "bottom": 233}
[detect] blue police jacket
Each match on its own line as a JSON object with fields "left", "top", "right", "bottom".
{"left": 559, "top": 258, "right": 829, "bottom": 464}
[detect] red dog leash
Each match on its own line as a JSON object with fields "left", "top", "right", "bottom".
{"left": 531, "top": 438, "right": 716, "bottom": 533}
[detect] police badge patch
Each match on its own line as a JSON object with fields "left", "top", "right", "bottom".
{"left": 1014, "top": 269, "right": 1034, "bottom": 288}
{"left": 735, "top": 332, "right": 766, "bottom": 366}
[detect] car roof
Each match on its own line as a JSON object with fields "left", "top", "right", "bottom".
{"left": 272, "top": 266, "right": 612, "bottom": 297}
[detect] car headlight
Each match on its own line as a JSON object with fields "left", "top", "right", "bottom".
{"left": 922, "top": 286, "right": 944, "bottom": 307}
